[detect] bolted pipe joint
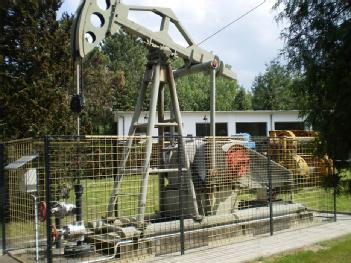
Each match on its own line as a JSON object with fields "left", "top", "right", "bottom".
{"left": 74, "top": 184, "right": 84, "bottom": 223}
{"left": 210, "top": 58, "right": 219, "bottom": 69}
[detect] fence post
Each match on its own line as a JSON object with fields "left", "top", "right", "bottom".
{"left": 44, "top": 136, "right": 53, "bottom": 263}
{"left": 267, "top": 139, "right": 274, "bottom": 236}
{"left": 333, "top": 177, "right": 337, "bottom": 222}
{"left": 0, "top": 144, "right": 6, "bottom": 254}
{"left": 178, "top": 136, "right": 185, "bottom": 255}
{"left": 333, "top": 161, "right": 337, "bottom": 222}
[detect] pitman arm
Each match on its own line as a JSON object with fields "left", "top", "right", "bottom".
{"left": 71, "top": 0, "right": 236, "bottom": 79}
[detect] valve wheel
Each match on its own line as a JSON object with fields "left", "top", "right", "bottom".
{"left": 51, "top": 225, "right": 59, "bottom": 242}
{"left": 226, "top": 145, "right": 250, "bottom": 179}
{"left": 39, "top": 201, "right": 47, "bottom": 222}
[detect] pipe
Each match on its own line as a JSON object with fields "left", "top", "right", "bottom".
{"left": 143, "top": 211, "right": 306, "bottom": 241}
{"left": 74, "top": 184, "right": 83, "bottom": 223}
{"left": 88, "top": 207, "right": 309, "bottom": 261}
{"left": 173, "top": 61, "right": 213, "bottom": 78}
{"left": 210, "top": 67, "right": 216, "bottom": 169}
{"left": 142, "top": 202, "right": 305, "bottom": 236}
{"left": 31, "top": 194, "right": 39, "bottom": 263}
{"left": 79, "top": 240, "right": 133, "bottom": 263}
{"left": 98, "top": 203, "right": 305, "bottom": 238}
{"left": 76, "top": 60, "right": 80, "bottom": 137}
{"left": 55, "top": 218, "right": 62, "bottom": 249}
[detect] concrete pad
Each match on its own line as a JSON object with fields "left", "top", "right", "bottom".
{"left": 0, "top": 255, "right": 17, "bottom": 263}
{"left": 2, "top": 215, "right": 350, "bottom": 263}
{"left": 144, "top": 214, "right": 351, "bottom": 263}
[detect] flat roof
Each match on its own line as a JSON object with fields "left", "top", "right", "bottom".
{"left": 114, "top": 110, "right": 300, "bottom": 114}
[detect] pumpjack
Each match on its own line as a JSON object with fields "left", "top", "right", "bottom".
{"left": 50, "top": 0, "right": 312, "bottom": 259}
{"left": 71, "top": 0, "right": 236, "bottom": 225}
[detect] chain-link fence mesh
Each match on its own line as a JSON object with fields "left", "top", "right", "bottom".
{"left": 1, "top": 134, "right": 335, "bottom": 262}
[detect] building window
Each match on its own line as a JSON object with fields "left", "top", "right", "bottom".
{"left": 135, "top": 126, "right": 147, "bottom": 135}
{"left": 236, "top": 122, "right": 267, "bottom": 136}
{"left": 274, "top": 122, "right": 304, "bottom": 130}
{"left": 196, "top": 123, "right": 228, "bottom": 137}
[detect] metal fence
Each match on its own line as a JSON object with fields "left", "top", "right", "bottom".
{"left": 1, "top": 135, "right": 335, "bottom": 262}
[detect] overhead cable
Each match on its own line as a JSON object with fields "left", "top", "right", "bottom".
{"left": 198, "top": 0, "right": 266, "bottom": 45}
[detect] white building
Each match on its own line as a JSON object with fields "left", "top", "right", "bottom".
{"left": 114, "top": 110, "right": 306, "bottom": 137}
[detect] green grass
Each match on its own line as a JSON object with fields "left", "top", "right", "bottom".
{"left": 4, "top": 175, "right": 160, "bottom": 247}
{"left": 288, "top": 187, "right": 351, "bottom": 213}
{"left": 291, "top": 187, "right": 333, "bottom": 211}
{"left": 3, "top": 178, "right": 351, "bottom": 250}
{"left": 70, "top": 175, "right": 160, "bottom": 221}
{"left": 339, "top": 169, "right": 351, "bottom": 181}
{"left": 333, "top": 193, "right": 351, "bottom": 212}
{"left": 253, "top": 234, "right": 351, "bottom": 263}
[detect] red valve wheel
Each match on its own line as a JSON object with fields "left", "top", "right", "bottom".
{"left": 39, "top": 201, "right": 47, "bottom": 222}
{"left": 226, "top": 145, "right": 250, "bottom": 179}
{"left": 51, "top": 225, "right": 59, "bottom": 242}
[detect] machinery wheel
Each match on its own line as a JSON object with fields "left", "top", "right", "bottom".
{"left": 226, "top": 145, "right": 250, "bottom": 179}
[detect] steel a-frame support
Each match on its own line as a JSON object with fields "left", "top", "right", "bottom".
{"left": 107, "top": 53, "right": 200, "bottom": 227}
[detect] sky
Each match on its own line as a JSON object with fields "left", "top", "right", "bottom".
{"left": 59, "top": 0, "right": 285, "bottom": 90}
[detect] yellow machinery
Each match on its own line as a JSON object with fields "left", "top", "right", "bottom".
{"left": 269, "top": 130, "right": 334, "bottom": 182}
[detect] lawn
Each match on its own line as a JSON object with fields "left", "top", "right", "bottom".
{"left": 81, "top": 174, "right": 160, "bottom": 220}
{"left": 290, "top": 186, "right": 351, "bottom": 213}
{"left": 333, "top": 193, "right": 351, "bottom": 212}
{"left": 2, "top": 174, "right": 160, "bottom": 249}
{"left": 3, "top": 175, "right": 351, "bottom": 251}
{"left": 253, "top": 234, "right": 351, "bottom": 263}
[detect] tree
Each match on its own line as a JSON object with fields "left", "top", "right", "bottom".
{"left": 216, "top": 76, "right": 240, "bottom": 111}
{"left": 81, "top": 48, "right": 117, "bottom": 134}
{"left": 234, "top": 87, "right": 252, "bottom": 110}
{"left": 169, "top": 58, "right": 240, "bottom": 111}
{"left": 274, "top": 1, "right": 351, "bottom": 158}
{"left": 251, "top": 60, "right": 298, "bottom": 110}
{"left": 171, "top": 72, "right": 239, "bottom": 112}
{"left": 0, "top": 1, "right": 75, "bottom": 140}
{"left": 101, "top": 34, "right": 148, "bottom": 111}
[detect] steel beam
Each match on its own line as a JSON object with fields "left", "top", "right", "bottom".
{"left": 167, "top": 63, "right": 200, "bottom": 220}
{"left": 210, "top": 68, "right": 216, "bottom": 169}
{"left": 137, "top": 63, "right": 161, "bottom": 226}
{"left": 107, "top": 78, "right": 149, "bottom": 217}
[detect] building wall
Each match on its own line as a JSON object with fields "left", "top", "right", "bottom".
{"left": 114, "top": 111, "right": 305, "bottom": 137}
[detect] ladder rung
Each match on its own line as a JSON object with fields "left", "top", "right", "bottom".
{"left": 134, "top": 122, "right": 179, "bottom": 128}
{"left": 156, "top": 122, "right": 179, "bottom": 127}
{"left": 163, "top": 119, "right": 175, "bottom": 122}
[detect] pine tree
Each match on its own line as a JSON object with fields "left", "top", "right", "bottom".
{"left": 275, "top": 1, "right": 351, "bottom": 158}
{"left": 0, "top": 0, "right": 75, "bottom": 140}
{"left": 81, "top": 48, "right": 117, "bottom": 134}
{"left": 251, "top": 61, "right": 298, "bottom": 111}
{"left": 101, "top": 34, "right": 148, "bottom": 111}
{"left": 234, "top": 87, "right": 252, "bottom": 110}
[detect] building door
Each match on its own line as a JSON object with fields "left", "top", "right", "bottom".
{"left": 196, "top": 123, "right": 228, "bottom": 137}
{"left": 274, "top": 122, "right": 305, "bottom": 130}
{"left": 236, "top": 122, "right": 267, "bottom": 136}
